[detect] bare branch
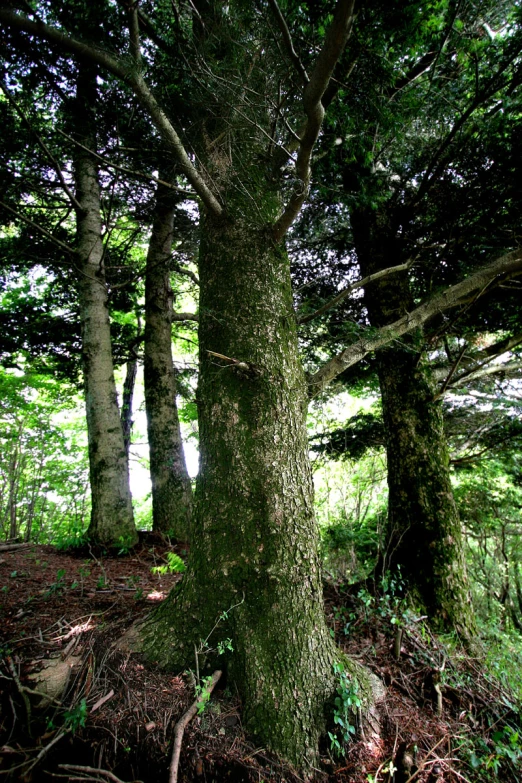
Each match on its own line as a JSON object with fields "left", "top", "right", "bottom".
{"left": 308, "top": 249, "right": 522, "bottom": 397}
{"left": 0, "top": 199, "right": 76, "bottom": 255}
{"left": 273, "top": 0, "right": 356, "bottom": 241}
{"left": 433, "top": 331, "right": 522, "bottom": 387}
{"left": 172, "top": 312, "right": 199, "bottom": 322}
{"left": 298, "top": 259, "right": 413, "bottom": 324}
{"left": 170, "top": 260, "right": 199, "bottom": 286}
{"left": 127, "top": 1, "right": 142, "bottom": 68}
{"left": 267, "top": 0, "right": 309, "bottom": 85}
{"left": 434, "top": 340, "right": 468, "bottom": 400}
{"left": 56, "top": 129, "right": 197, "bottom": 197}
{"left": 0, "top": 81, "right": 83, "bottom": 213}
{"left": 447, "top": 359, "right": 522, "bottom": 389}
{"left": 0, "top": 8, "right": 222, "bottom": 216}
{"left": 169, "top": 671, "right": 222, "bottom": 783}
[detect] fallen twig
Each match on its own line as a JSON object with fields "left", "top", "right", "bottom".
{"left": 0, "top": 729, "right": 69, "bottom": 776}
{"left": 90, "top": 689, "right": 115, "bottom": 714}
{"left": 169, "top": 669, "right": 222, "bottom": 783}
{"left": 6, "top": 656, "right": 32, "bottom": 735}
{"left": 0, "top": 542, "right": 31, "bottom": 552}
{"left": 403, "top": 736, "right": 448, "bottom": 783}
{"left": 58, "top": 764, "right": 141, "bottom": 783}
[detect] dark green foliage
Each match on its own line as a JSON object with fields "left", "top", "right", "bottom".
{"left": 310, "top": 412, "right": 384, "bottom": 460}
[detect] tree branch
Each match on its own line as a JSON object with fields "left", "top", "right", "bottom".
{"left": 172, "top": 312, "right": 199, "bottom": 322}
{"left": 0, "top": 8, "right": 223, "bottom": 216}
{"left": 308, "top": 248, "right": 522, "bottom": 397}
{"left": 447, "top": 359, "right": 522, "bottom": 389}
{"left": 127, "top": 0, "right": 141, "bottom": 68}
{"left": 267, "top": 0, "right": 309, "bottom": 85}
{"left": 0, "top": 81, "right": 83, "bottom": 213}
{"left": 169, "top": 671, "right": 222, "bottom": 783}
{"left": 170, "top": 260, "right": 199, "bottom": 286}
{"left": 432, "top": 331, "right": 522, "bottom": 387}
{"left": 273, "top": 0, "right": 356, "bottom": 241}
{"left": 298, "top": 259, "right": 413, "bottom": 324}
{"left": 0, "top": 199, "right": 75, "bottom": 255}
{"left": 56, "top": 129, "right": 196, "bottom": 197}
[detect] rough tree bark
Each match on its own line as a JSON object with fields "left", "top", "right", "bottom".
{"left": 144, "top": 180, "right": 192, "bottom": 539}
{"left": 141, "top": 208, "right": 353, "bottom": 766}
{"left": 73, "top": 66, "right": 137, "bottom": 548}
{"left": 351, "top": 207, "right": 475, "bottom": 637}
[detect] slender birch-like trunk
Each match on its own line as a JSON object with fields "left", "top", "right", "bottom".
{"left": 144, "top": 181, "right": 192, "bottom": 539}
{"left": 74, "top": 66, "right": 137, "bottom": 547}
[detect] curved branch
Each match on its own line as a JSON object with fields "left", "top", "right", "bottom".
{"left": 0, "top": 8, "right": 222, "bottom": 216}
{"left": 298, "top": 259, "right": 413, "bottom": 324}
{"left": 267, "top": 0, "right": 309, "bottom": 85}
{"left": 273, "top": 0, "right": 356, "bottom": 241}
{"left": 0, "top": 199, "right": 75, "bottom": 255}
{"left": 308, "top": 249, "right": 522, "bottom": 397}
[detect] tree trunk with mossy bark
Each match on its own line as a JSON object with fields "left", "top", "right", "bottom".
{"left": 74, "top": 67, "right": 137, "bottom": 548}
{"left": 140, "top": 209, "right": 369, "bottom": 768}
{"left": 352, "top": 208, "right": 475, "bottom": 637}
{"left": 144, "top": 181, "right": 192, "bottom": 539}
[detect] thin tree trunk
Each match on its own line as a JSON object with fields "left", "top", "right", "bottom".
{"left": 121, "top": 350, "right": 139, "bottom": 458}
{"left": 8, "top": 447, "right": 18, "bottom": 541}
{"left": 73, "top": 66, "right": 137, "bottom": 548}
{"left": 142, "top": 213, "right": 362, "bottom": 768}
{"left": 7, "top": 421, "right": 23, "bottom": 541}
{"left": 144, "top": 179, "right": 191, "bottom": 539}
{"left": 352, "top": 208, "right": 475, "bottom": 637}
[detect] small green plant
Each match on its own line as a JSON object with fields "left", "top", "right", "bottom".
{"left": 134, "top": 588, "right": 144, "bottom": 600}
{"left": 217, "top": 638, "right": 234, "bottom": 655}
{"left": 44, "top": 568, "right": 67, "bottom": 597}
{"left": 151, "top": 552, "right": 186, "bottom": 576}
{"left": 63, "top": 698, "right": 88, "bottom": 733}
{"left": 196, "top": 675, "right": 215, "bottom": 715}
{"left": 117, "top": 534, "right": 135, "bottom": 556}
{"left": 328, "top": 661, "right": 361, "bottom": 756}
{"left": 96, "top": 575, "right": 108, "bottom": 589}
{"left": 468, "top": 724, "right": 522, "bottom": 777}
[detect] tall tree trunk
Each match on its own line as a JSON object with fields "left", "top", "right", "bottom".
{"left": 352, "top": 208, "right": 475, "bottom": 637}
{"left": 141, "top": 212, "right": 354, "bottom": 768}
{"left": 74, "top": 66, "right": 137, "bottom": 548}
{"left": 144, "top": 181, "right": 192, "bottom": 539}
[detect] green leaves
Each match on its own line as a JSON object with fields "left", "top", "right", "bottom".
{"left": 329, "top": 660, "right": 361, "bottom": 754}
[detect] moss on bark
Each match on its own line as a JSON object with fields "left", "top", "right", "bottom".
{"left": 141, "top": 213, "right": 350, "bottom": 768}
{"left": 352, "top": 207, "right": 475, "bottom": 638}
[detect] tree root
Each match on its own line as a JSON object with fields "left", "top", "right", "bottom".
{"left": 169, "top": 670, "right": 222, "bottom": 783}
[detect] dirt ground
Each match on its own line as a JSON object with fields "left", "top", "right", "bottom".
{"left": 0, "top": 536, "right": 520, "bottom": 783}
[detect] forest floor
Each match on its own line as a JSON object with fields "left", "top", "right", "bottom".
{"left": 0, "top": 536, "right": 520, "bottom": 783}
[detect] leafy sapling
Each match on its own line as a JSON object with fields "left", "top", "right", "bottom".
{"left": 328, "top": 661, "right": 361, "bottom": 755}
